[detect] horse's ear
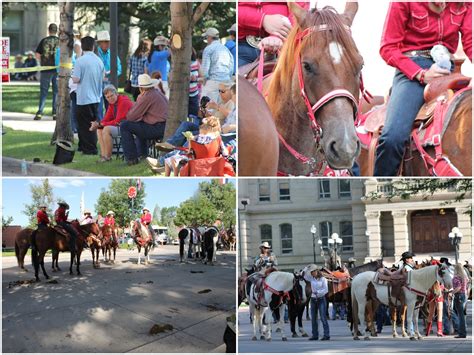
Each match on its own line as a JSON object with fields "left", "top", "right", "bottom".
{"left": 288, "top": 1, "right": 307, "bottom": 27}
{"left": 342, "top": 1, "right": 358, "bottom": 27}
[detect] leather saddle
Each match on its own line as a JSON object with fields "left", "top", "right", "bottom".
{"left": 359, "top": 73, "right": 470, "bottom": 174}
{"left": 374, "top": 268, "right": 408, "bottom": 303}
{"left": 247, "top": 267, "right": 278, "bottom": 304}
{"left": 53, "top": 226, "right": 70, "bottom": 239}
{"left": 238, "top": 55, "right": 277, "bottom": 87}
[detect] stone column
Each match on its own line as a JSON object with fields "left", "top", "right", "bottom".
{"left": 364, "top": 210, "right": 381, "bottom": 263}
{"left": 238, "top": 212, "right": 251, "bottom": 275}
{"left": 392, "top": 210, "right": 409, "bottom": 260}
{"left": 455, "top": 206, "right": 472, "bottom": 263}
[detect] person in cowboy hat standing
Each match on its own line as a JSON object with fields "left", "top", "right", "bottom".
{"left": 303, "top": 264, "right": 330, "bottom": 341}
{"left": 96, "top": 30, "right": 122, "bottom": 119}
{"left": 54, "top": 201, "right": 78, "bottom": 253}
{"left": 400, "top": 251, "right": 416, "bottom": 271}
{"left": 120, "top": 74, "right": 169, "bottom": 165}
{"left": 254, "top": 242, "right": 278, "bottom": 272}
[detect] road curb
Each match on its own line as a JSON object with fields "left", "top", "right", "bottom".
{"left": 2, "top": 156, "right": 100, "bottom": 176}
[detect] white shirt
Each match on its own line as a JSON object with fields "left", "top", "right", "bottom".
{"left": 304, "top": 273, "right": 328, "bottom": 299}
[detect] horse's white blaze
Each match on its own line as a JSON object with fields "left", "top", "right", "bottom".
{"left": 329, "top": 41, "right": 343, "bottom": 64}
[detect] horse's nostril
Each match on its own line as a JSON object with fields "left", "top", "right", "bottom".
{"left": 329, "top": 141, "right": 339, "bottom": 159}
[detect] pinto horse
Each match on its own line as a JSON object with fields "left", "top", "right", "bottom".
{"left": 287, "top": 272, "right": 311, "bottom": 338}
{"left": 178, "top": 227, "right": 194, "bottom": 263}
{"left": 131, "top": 220, "right": 153, "bottom": 265}
{"left": 263, "top": 3, "right": 364, "bottom": 176}
{"left": 202, "top": 226, "right": 219, "bottom": 265}
{"left": 101, "top": 224, "right": 118, "bottom": 263}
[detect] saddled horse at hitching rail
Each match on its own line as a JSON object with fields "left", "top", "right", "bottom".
{"left": 351, "top": 264, "right": 453, "bottom": 341}
{"left": 130, "top": 220, "right": 154, "bottom": 265}
{"left": 242, "top": 3, "right": 370, "bottom": 176}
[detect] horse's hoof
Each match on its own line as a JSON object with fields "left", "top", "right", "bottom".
{"left": 402, "top": 333, "right": 407, "bottom": 338}
{"left": 275, "top": 328, "right": 281, "bottom": 333}
{"left": 417, "top": 336, "right": 423, "bottom": 340}
{"left": 410, "top": 337, "right": 417, "bottom": 341}
{"left": 57, "top": 267, "right": 61, "bottom": 271}
{"left": 292, "top": 333, "right": 298, "bottom": 338}
{"left": 52, "top": 269, "right": 57, "bottom": 272}
{"left": 282, "top": 337, "right": 287, "bottom": 341}
{"left": 266, "top": 338, "right": 272, "bottom": 342}
{"left": 353, "top": 336, "right": 360, "bottom": 340}
{"left": 77, "top": 272, "right": 81, "bottom": 276}
{"left": 301, "top": 333, "right": 308, "bottom": 337}
{"left": 251, "top": 336, "right": 257, "bottom": 341}
{"left": 45, "top": 275, "right": 50, "bottom": 279}
{"left": 393, "top": 334, "right": 398, "bottom": 338}
{"left": 260, "top": 335, "right": 265, "bottom": 340}
{"left": 364, "top": 336, "right": 370, "bottom": 341}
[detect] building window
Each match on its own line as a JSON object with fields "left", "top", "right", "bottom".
{"left": 280, "top": 223, "right": 293, "bottom": 254}
{"left": 260, "top": 224, "right": 272, "bottom": 246}
{"left": 338, "top": 180, "right": 351, "bottom": 198}
{"left": 340, "top": 221, "right": 353, "bottom": 252}
{"left": 279, "top": 182, "right": 290, "bottom": 201}
{"left": 259, "top": 181, "right": 270, "bottom": 202}
{"left": 319, "top": 180, "right": 331, "bottom": 199}
{"left": 319, "top": 221, "right": 332, "bottom": 250}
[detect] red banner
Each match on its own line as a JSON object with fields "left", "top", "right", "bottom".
{"left": 2, "top": 37, "right": 10, "bottom": 83}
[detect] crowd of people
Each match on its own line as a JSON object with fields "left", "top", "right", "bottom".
{"left": 30, "top": 21, "right": 236, "bottom": 175}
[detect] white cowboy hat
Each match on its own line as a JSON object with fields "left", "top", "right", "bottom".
{"left": 142, "top": 207, "right": 150, "bottom": 212}
{"left": 84, "top": 210, "right": 91, "bottom": 215}
{"left": 96, "top": 30, "right": 110, "bottom": 42}
{"left": 137, "top": 74, "right": 159, "bottom": 88}
{"left": 202, "top": 27, "right": 219, "bottom": 38}
{"left": 307, "top": 264, "right": 318, "bottom": 273}
{"left": 259, "top": 242, "right": 271, "bottom": 249}
{"left": 153, "top": 35, "right": 168, "bottom": 46}
{"left": 227, "top": 24, "right": 236, "bottom": 33}
{"left": 107, "top": 211, "right": 115, "bottom": 216}
{"left": 39, "top": 204, "right": 47, "bottom": 208}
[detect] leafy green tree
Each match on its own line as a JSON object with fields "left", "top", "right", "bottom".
{"left": 198, "top": 180, "right": 236, "bottom": 227}
{"left": 22, "top": 179, "right": 55, "bottom": 228}
{"left": 174, "top": 195, "right": 218, "bottom": 227}
{"left": 95, "top": 179, "right": 146, "bottom": 227}
{"left": 2, "top": 216, "right": 13, "bottom": 231}
{"left": 160, "top": 206, "right": 178, "bottom": 226}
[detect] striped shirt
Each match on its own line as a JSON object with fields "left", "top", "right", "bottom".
{"left": 189, "top": 60, "right": 200, "bottom": 97}
{"left": 128, "top": 55, "right": 148, "bottom": 87}
{"left": 201, "top": 40, "right": 234, "bottom": 82}
{"left": 453, "top": 275, "right": 467, "bottom": 294}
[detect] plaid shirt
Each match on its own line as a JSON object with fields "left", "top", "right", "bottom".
{"left": 201, "top": 41, "right": 234, "bottom": 82}
{"left": 128, "top": 55, "right": 147, "bottom": 87}
{"left": 453, "top": 275, "right": 467, "bottom": 294}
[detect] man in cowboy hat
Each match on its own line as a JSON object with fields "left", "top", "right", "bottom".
{"left": 200, "top": 27, "right": 234, "bottom": 102}
{"left": 254, "top": 242, "right": 278, "bottom": 272}
{"left": 72, "top": 36, "right": 105, "bottom": 155}
{"left": 96, "top": 30, "right": 122, "bottom": 119}
{"left": 54, "top": 201, "right": 78, "bottom": 253}
{"left": 104, "top": 211, "right": 117, "bottom": 240}
{"left": 400, "top": 251, "right": 416, "bottom": 271}
{"left": 36, "top": 204, "right": 50, "bottom": 229}
{"left": 140, "top": 207, "right": 155, "bottom": 240}
{"left": 121, "top": 74, "right": 168, "bottom": 165}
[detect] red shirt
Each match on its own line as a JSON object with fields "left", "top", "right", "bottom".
{"left": 380, "top": 2, "right": 472, "bottom": 80}
{"left": 54, "top": 206, "right": 67, "bottom": 223}
{"left": 104, "top": 216, "right": 115, "bottom": 227}
{"left": 238, "top": 1, "right": 310, "bottom": 40}
{"left": 37, "top": 210, "right": 50, "bottom": 224}
{"left": 102, "top": 95, "right": 134, "bottom": 127}
{"left": 140, "top": 212, "right": 152, "bottom": 225}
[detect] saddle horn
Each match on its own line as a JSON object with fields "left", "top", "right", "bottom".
{"left": 342, "top": 1, "right": 359, "bottom": 27}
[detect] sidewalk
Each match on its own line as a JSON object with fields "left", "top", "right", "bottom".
{"left": 2, "top": 111, "right": 56, "bottom": 133}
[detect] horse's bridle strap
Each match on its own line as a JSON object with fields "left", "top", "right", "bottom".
{"left": 404, "top": 285, "right": 427, "bottom": 297}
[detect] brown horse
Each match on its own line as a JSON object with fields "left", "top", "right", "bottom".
{"left": 14, "top": 228, "right": 34, "bottom": 271}
{"left": 101, "top": 224, "right": 118, "bottom": 263}
{"left": 131, "top": 220, "right": 153, "bottom": 265}
{"left": 238, "top": 75, "right": 279, "bottom": 176}
{"left": 264, "top": 3, "right": 363, "bottom": 175}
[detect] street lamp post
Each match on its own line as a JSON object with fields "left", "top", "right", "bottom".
{"left": 328, "top": 232, "right": 343, "bottom": 269}
{"left": 448, "top": 226, "right": 463, "bottom": 265}
{"left": 311, "top": 225, "right": 317, "bottom": 264}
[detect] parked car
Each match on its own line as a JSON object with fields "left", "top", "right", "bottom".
{"left": 171, "top": 238, "right": 179, "bottom": 245}
{"left": 156, "top": 233, "right": 169, "bottom": 245}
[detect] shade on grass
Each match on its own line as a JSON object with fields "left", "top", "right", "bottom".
{"left": 2, "top": 127, "right": 158, "bottom": 176}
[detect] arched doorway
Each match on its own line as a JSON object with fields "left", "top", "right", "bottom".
{"left": 411, "top": 209, "right": 457, "bottom": 254}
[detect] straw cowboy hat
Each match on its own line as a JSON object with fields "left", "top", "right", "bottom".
{"left": 202, "top": 27, "right": 219, "bottom": 38}
{"left": 84, "top": 210, "right": 92, "bottom": 215}
{"left": 96, "top": 30, "right": 110, "bottom": 42}
{"left": 153, "top": 36, "right": 168, "bottom": 46}
{"left": 259, "top": 242, "right": 271, "bottom": 249}
{"left": 107, "top": 211, "right": 115, "bottom": 216}
{"left": 137, "top": 74, "right": 159, "bottom": 88}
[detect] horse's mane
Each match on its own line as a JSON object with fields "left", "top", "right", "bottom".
{"left": 267, "top": 6, "right": 361, "bottom": 119}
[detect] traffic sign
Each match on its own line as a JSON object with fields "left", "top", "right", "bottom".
{"left": 128, "top": 186, "right": 137, "bottom": 199}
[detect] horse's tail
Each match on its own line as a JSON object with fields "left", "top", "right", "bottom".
{"left": 14, "top": 239, "right": 20, "bottom": 266}
{"left": 30, "top": 229, "right": 39, "bottom": 269}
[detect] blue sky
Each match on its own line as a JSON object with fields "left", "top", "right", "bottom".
{"left": 2, "top": 178, "right": 235, "bottom": 227}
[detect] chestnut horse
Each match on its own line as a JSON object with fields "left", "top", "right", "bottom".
{"left": 131, "top": 220, "right": 153, "bottom": 265}
{"left": 101, "top": 224, "right": 118, "bottom": 263}
{"left": 264, "top": 3, "right": 364, "bottom": 176}
{"left": 238, "top": 75, "right": 279, "bottom": 176}
{"left": 14, "top": 228, "right": 34, "bottom": 271}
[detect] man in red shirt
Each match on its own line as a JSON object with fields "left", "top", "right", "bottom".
{"left": 36, "top": 204, "right": 50, "bottom": 229}
{"left": 54, "top": 201, "right": 78, "bottom": 253}
{"left": 374, "top": 1, "right": 472, "bottom": 176}
{"left": 140, "top": 207, "right": 155, "bottom": 241}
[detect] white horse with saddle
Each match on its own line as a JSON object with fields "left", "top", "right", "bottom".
{"left": 351, "top": 264, "right": 453, "bottom": 341}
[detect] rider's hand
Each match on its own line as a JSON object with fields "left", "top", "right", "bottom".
{"left": 259, "top": 36, "right": 284, "bottom": 54}
{"left": 417, "top": 63, "right": 451, "bottom": 84}
{"left": 262, "top": 14, "right": 292, "bottom": 40}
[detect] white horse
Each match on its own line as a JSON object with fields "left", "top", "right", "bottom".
{"left": 351, "top": 264, "right": 453, "bottom": 341}
{"left": 247, "top": 271, "right": 295, "bottom": 341}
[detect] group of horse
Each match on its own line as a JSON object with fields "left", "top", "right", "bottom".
{"left": 177, "top": 225, "right": 236, "bottom": 265}
{"left": 239, "top": 2, "right": 472, "bottom": 177}
{"left": 239, "top": 259, "right": 471, "bottom": 342}
{"left": 14, "top": 219, "right": 157, "bottom": 282}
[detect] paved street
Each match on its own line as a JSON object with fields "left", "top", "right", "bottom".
{"left": 238, "top": 304, "right": 472, "bottom": 353}
{"left": 2, "top": 246, "right": 236, "bottom": 353}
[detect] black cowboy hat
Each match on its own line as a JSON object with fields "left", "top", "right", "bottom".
{"left": 439, "top": 257, "right": 452, "bottom": 266}
{"left": 400, "top": 251, "right": 416, "bottom": 261}
{"left": 58, "top": 201, "right": 70, "bottom": 209}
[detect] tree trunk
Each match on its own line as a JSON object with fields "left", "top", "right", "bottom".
{"left": 52, "top": 1, "right": 74, "bottom": 144}
{"left": 118, "top": 15, "right": 131, "bottom": 88}
{"left": 165, "top": 2, "right": 209, "bottom": 140}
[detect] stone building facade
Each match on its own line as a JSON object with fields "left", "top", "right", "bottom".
{"left": 238, "top": 179, "right": 471, "bottom": 274}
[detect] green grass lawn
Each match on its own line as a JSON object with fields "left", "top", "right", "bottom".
{"left": 2, "top": 127, "right": 158, "bottom": 176}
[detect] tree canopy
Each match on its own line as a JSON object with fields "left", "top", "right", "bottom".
{"left": 22, "top": 179, "right": 55, "bottom": 228}
{"left": 95, "top": 179, "right": 146, "bottom": 227}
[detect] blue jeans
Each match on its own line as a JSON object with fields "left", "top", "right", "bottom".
{"left": 189, "top": 94, "right": 199, "bottom": 117}
{"left": 167, "top": 121, "right": 199, "bottom": 147}
{"left": 222, "top": 133, "right": 236, "bottom": 146}
{"left": 376, "top": 304, "right": 390, "bottom": 332}
{"left": 37, "top": 70, "right": 58, "bottom": 115}
{"left": 69, "top": 92, "right": 78, "bottom": 133}
{"left": 238, "top": 42, "right": 259, "bottom": 67}
{"left": 454, "top": 293, "right": 467, "bottom": 337}
{"left": 310, "top": 297, "right": 330, "bottom": 338}
{"left": 374, "top": 57, "right": 434, "bottom": 176}
{"left": 120, "top": 120, "right": 166, "bottom": 161}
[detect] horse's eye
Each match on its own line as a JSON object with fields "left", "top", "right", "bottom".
{"left": 303, "top": 61, "right": 314, "bottom": 74}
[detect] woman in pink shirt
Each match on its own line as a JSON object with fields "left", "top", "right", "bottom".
{"left": 374, "top": 1, "right": 471, "bottom": 176}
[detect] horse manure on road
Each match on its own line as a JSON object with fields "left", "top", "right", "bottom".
{"left": 7, "top": 279, "right": 35, "bottom": 288}
{"left": 46, "top": 280, "right": 59, "bottom": 284}
{"left": 145, "top": 280, "right": 153, "bottom": 284}
{"left": 149, "top": 323, "right": 174, "bottom": 335}
{"left": 190, "top": 270, "right": 205, "bottom": 274}
{"left": 197, "top": 289, "right": 212, "bottom": 294}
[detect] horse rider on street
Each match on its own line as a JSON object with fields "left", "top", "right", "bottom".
{"left": 140, "top": 207, "right": 155, "bottom": 242}
{"left": 80, "top": 210, "right": 94, "bottom": 225}
{"left": 254, "top": 242, "right": 278, "bottom": 272}
{"left": 54, "top": 201, "right": 78, "bottom": 253}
